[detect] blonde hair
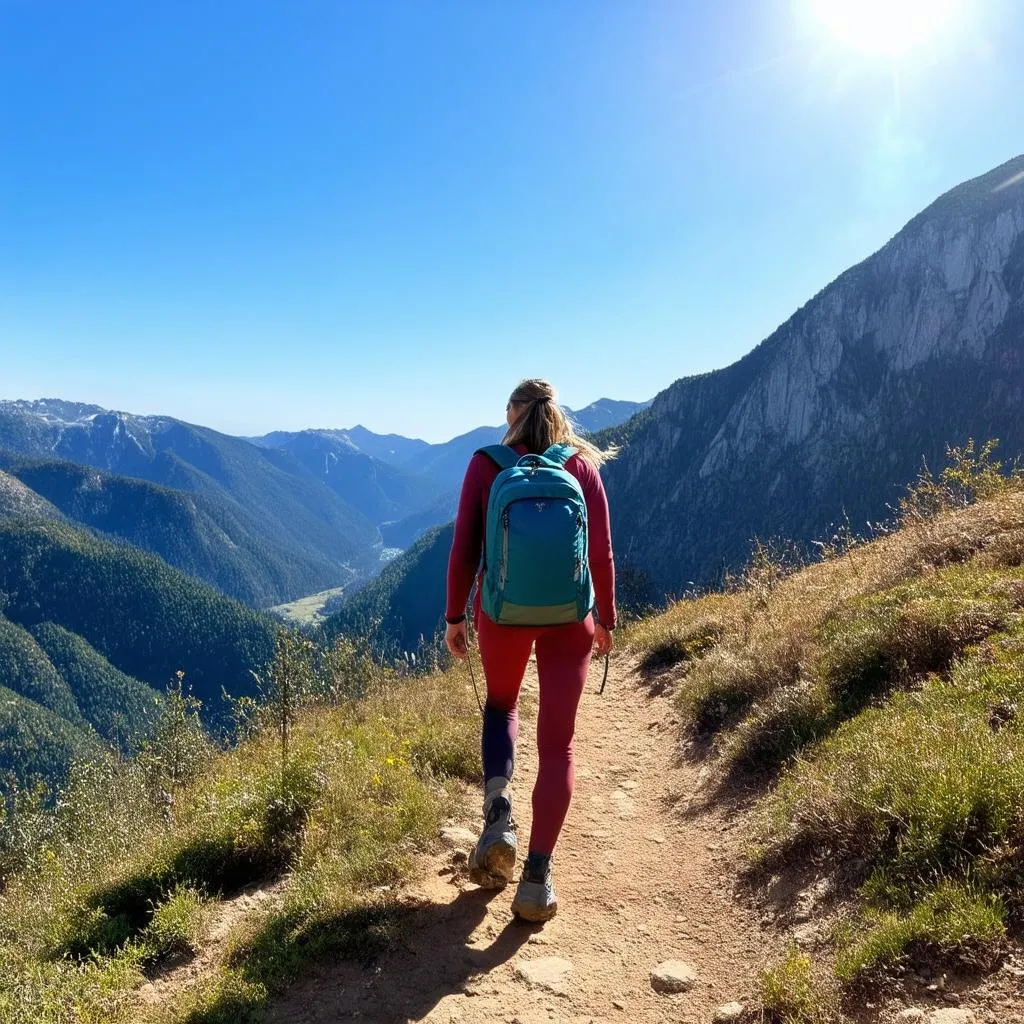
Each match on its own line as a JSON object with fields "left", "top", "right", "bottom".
{"left": 502, "top": 378, "right": 618, "bottom": 469}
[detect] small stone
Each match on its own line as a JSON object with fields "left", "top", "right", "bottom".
{"left": 792, "top": 925, "right": 818, "bottom": 947}
{"left": 514, "top": 956, "right": 574, "bottom": 996}
{"left": 440, "top": 826, "right": 478, "bottom": 848}
{"left": 610, "top": 790, "right": 636, "bottom": 818}
{"left": 896, "top": 1011, "right": 926, "bottom": 1023}
{"left": 928, "top": 1011, "right": 976, "bottom": 1024}
{"left": 650, "top": 960, "right": 699, "bottom": 994}
{"left": 619, "top": 780, "right": 638, "bottom": 790}
{"left": 713, "top": 1002, "right": 745, "bottom": 1022}
{"left": 612, "top": 999, "right": 626, "bottom": 1010}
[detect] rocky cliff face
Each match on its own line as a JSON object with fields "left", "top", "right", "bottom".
{"left": 604, "top": 156, "right": 1024, "bottom": 597}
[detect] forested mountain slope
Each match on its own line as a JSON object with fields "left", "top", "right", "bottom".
{"left": 0, "top": 468, "right": 62, "bottom": 520}
{"left": 323, "top": 524, "right": 454, "bottom": 659}
{"left": 0, "top": 516, "right": 277, "bottom": 792}
{"left": 1, "top": 456, "right": 351, "bottom": 607}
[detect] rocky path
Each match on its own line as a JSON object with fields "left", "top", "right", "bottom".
{"left": 268, "top": 654, "right": 767, "bottom": 1024}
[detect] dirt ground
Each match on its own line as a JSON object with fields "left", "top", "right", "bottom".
{"left": 268, "top": 654, "right": 769, "bottom": 1024}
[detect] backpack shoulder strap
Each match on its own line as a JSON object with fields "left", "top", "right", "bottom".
{"left": 541, "top": 443, "right": 577, "bottom": 468}
{"left": 476, "top": 444, "right": 520, "bottom": 471}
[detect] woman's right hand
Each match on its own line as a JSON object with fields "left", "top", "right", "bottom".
{"left": 594, "top": 623, "right": 614, "bottom": 657}
{"left": 445, "top": 620, "right": 469, "bottom": 660}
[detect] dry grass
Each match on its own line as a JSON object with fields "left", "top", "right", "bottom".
{"left": 0, "top": 663, "right": 479, "bottom": 1024}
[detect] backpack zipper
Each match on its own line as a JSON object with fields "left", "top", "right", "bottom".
{"left": 499, "top": 509, "right": 510, "bottom": 588}
{"left": 574, "top": 510, "right": 584, "bottom": 581}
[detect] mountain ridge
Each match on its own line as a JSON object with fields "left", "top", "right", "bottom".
{"left": 601, "top": 153, "right": 1024, "bottom": 596}
{"left": 0, "top": 401, "right": 384, "bottom": 601}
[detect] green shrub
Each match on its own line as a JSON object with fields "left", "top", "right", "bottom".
{"left": 758, "top": 946, "right": 835, "bottom": 1023}
{"left": 638, "top": 620, "right": 724, "bottom": 673}
{"left": 835, "top": 881, "right": 1006, "bottom": 979}
{"left": 142, "top": 885, "right": 213, "bottom": 961}
{"left": 681, "top": 633, "right": 803, "bottom": 735}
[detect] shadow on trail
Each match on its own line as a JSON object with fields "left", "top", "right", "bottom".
{"left": 243, "top": 883, "right": 539, "bottom": 1024}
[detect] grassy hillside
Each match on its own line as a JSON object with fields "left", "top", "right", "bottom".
{"left": 2, "top": 456, "right": 363, "bottom": 607}
{"left": 0, "top": 651, "right": 479, "bottom": 1024}
{"left": 626, "top": 446, "right": 1024, "bottom": 1015}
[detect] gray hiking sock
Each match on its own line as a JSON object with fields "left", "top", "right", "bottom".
{"left": 482, "top": 775, "right": 512, "bottom": 818}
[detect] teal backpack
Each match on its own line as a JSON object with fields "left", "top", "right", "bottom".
{"left": 477, "top": 443, "right": 594, "bottom": 626}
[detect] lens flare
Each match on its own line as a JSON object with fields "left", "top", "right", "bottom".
{"left": 806, "top": 0, "right": 964, "bottom": 57}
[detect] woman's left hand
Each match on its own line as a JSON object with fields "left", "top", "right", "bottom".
{"left": 445, "top": 620, "right": 469, "bottom": 660}
{"left": 594, "top": 623, "right": 614, "bottom": 657}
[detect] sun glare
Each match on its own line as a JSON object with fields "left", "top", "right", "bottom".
{"left": 806, "top": 0, "right": 964, "bottom": 58}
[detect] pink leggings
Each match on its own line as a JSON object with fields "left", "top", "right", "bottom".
{"left": 476, "top": 610, "right": 595, "bottom": 856}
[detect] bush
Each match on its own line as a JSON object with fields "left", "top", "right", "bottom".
{"left": 835, "top": 881, "right": 1006, "bottom": 979}
{"left": 142, "top": 885, "right": 214, "bottom": 961}
{"left": 638, "top": 620, "right": 724, "bottom": 674}
{"left": 758, "top": 946, "right": 836, "bottom": 1023}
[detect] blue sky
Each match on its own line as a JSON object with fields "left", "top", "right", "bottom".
{"left": 1, "top": 1, "right": 1020, "bottom": 442}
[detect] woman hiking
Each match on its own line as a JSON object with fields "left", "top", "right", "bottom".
{"left": 445, "top": 378, "right": 617, "bottom": 922}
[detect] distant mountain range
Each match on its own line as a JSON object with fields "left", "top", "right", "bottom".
{"left": 0, "top": 396, "right": 649, "bottom": 614}
{"left": 250, "top": 398, "right": 653, "bottom": 548}
{"left": 0, "top": 400, "right": 381, "bottom": 604}
{"left": 339, "top": 154, "right": 1024, "bottom": 652}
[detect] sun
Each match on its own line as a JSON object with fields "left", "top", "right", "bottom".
{"left": 806, "top": 0, "right": 964, "bottom": 58}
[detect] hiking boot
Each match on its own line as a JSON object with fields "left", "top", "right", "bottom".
{"left": 468, "top": 779, "right": 517, "bottom": 889}
{"left": 511, "top": 852, "right": 558, "bottom": 922}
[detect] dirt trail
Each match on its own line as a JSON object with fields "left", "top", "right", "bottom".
{"left": 269, "top": 654, "right": 768, "bottom": 1024}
